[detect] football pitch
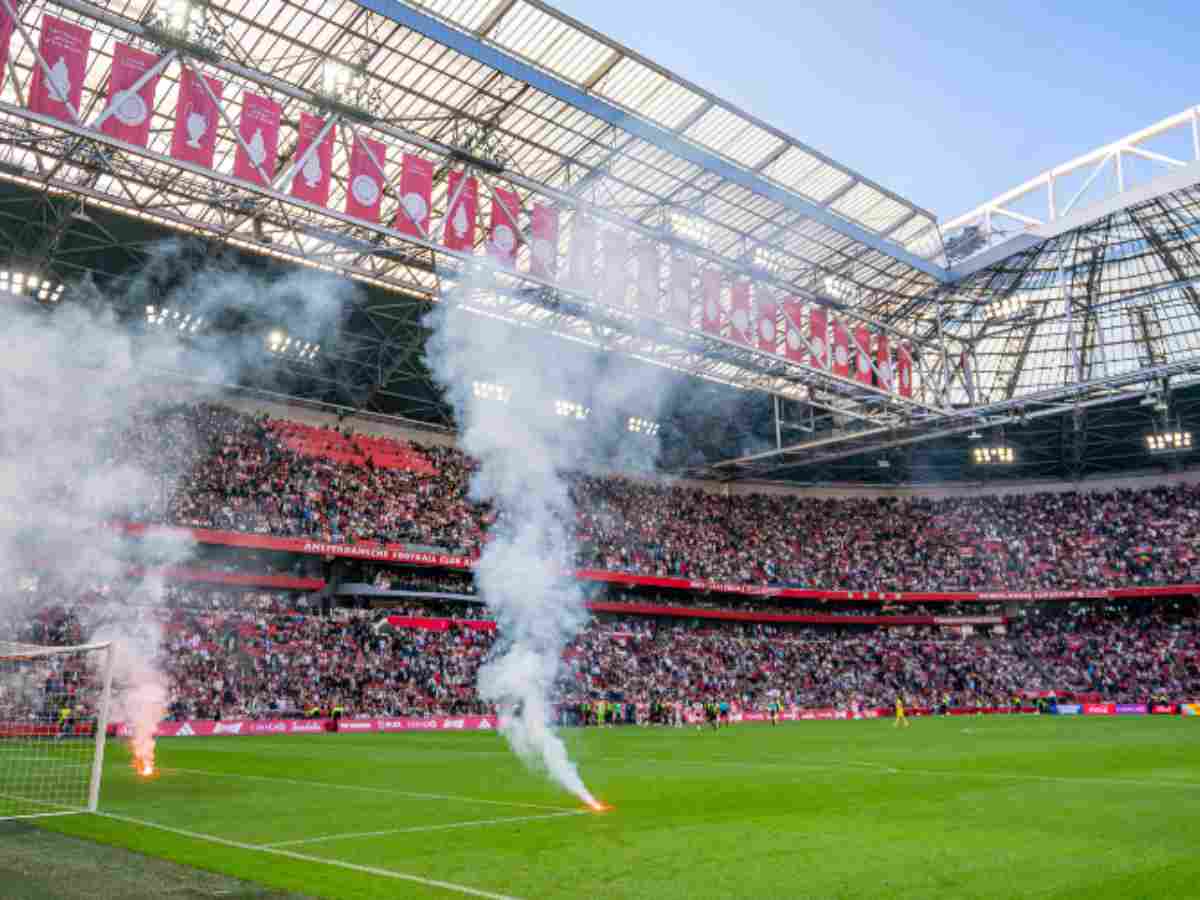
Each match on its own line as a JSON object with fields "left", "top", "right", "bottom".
{"left": 30, "top": 717, "right": 1200, "bottom": 899}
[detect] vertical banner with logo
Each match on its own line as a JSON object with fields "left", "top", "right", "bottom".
{"left": 170, "top": 68, "right": 224, "bottom": 169}
{"left": 854, "top": 326, "right": 873, "bottom": 384}
{"left": 600, "top": 229, "right": 627, "bottom": 307}
{"left": 487, "top": 186, "right": 521, "bottom": 268}
{"left": 897, "top": 343, "right": 914, "bottom": 398}
{"left": 700, "top": 268, "right": 723, "bottom": 336}
{"left": 0, "top": 0, "right": 17, "bottom": 94}
{"left": 757, "top": 297, "right": 778, "bottom": 353}
{"left": 233, "top": 92, "right": 281, "bottom": 186}
{"left": 529, "top": 205, "right": 559, "bottom": 281}
{"left": 635, "top": 242, "right": 659, "bottom": 315}
{"left": 832, "top": 319, "right": 851, "bottom": 378}
{"left": 809, "top": 307, "right": 828, "bottom": 369}
{"left": 100, "top": 43, "right": 159, "bottom": 147}
{"left": 345, "top": 134, "right": 386, "bottom": 222}
{"left": 669, "top": 254, "right": 693, "bottom": 327}
{"left": 729, "top": 281, "right": 753, "bottom": 345}
{"left": 443, "top": 171, "right": 477, "bottom": 251}
{"left": 567, "top": 215, "right": 596, "bottom": 290}
{"left": 782, "top": 299, "right": 806, "bottom": 362}
{"left": 290, "top": 113, "right": 335, "bottom": 208}
{"left": 392, "top": 154, "right": 433, "bottom": 238}
{"left": 29, "top": 16, "right": 91, "bottom": 123}
{"left": 876, "top": 333, "right": 893, "bottom": 391}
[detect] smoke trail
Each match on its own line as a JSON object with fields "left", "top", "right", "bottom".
{"left": 427, "top": 277, "right": 674, "bottom": 804}
{"left": 0, "top": 243, "right": 349, "bottom": 773}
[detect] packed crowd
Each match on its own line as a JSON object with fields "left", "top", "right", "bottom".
{"left": 125, "top": 403, "right": 1200, "bottom": 593}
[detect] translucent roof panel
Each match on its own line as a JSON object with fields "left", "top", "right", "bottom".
{"left": 487, "top": 2, "right": 613, "bottom": 85}
{"left": 683, "top": 105, "right": 785, "bottom": 169}
{"left": 591, "top": 56, "right": 708, "bottom": 131}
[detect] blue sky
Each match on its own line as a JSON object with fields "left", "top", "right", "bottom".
{"left": 549, "top": 0, "right": 1198, "bottom": 221}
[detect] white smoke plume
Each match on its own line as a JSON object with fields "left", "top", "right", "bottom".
{"left": 427, "top": 274, "right": 676, "bottom": 806}
{"left": 0, "top": 242, "right": 350, "bottom": 773}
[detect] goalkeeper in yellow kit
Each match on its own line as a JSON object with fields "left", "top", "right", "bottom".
{"left": 894, "top": 696, "right": 910, "bottom": 729}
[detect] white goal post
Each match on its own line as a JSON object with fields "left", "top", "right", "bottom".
{"left": 0, "top": 641, "right": 115, "bottom": 820}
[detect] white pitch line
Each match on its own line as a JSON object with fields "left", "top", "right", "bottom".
{"left": 262, "top": 810, "right": 587, "bottom": 849}
{"left": 97, "top": 812, "right": 523, "bottom": 900}
{"left": 163, "top": 767, "right": 576, "bottom": 811}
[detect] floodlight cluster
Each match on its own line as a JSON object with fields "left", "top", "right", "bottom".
{"left": 988, "top": 296, "right": 1027, "bottom": 320}
{"left": 0, "top": 270, "right": 64, "bottom": 304}
{"left": 146, "top": 305, "right": 203, "bottom": 333}
{"left": 627, "top": 416, "right": 660, "bottom": 436}
{"left": 266, "top": 329, "right": 320, "bottom": 361}
{"left": 823, "top": 274, "right": 855, "bottom": 301}
{"left": 472, "top": 381, "right": 511, "bottom": 403}
{"left": 972, "top": 445, "right": 1014, "bottom": 464}
{"left": 1146, "top": 431, "right": 1192, "bottom": 453}
{"left": 554, "top": 399, "right": 590, "bottom": 420}
{"left": 669, "top": 211, "right": 710, "bottom": 247}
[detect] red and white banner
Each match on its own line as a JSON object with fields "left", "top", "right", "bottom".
{"left": 529, "top": 205, "right": 559, "bottom": 280}
{"left": 757, "top": 297, "right": 778, "bottom": 353}
{"left": 233, "top": 92, "right": 280, "bottom": 186}
{"left": 386, "top": 616, "right": 496, "bottom": 632}
{"left": 600, "top": 229, "right": 628, "bottom": 307}
{"left": 392, "top": 153, "right": 433, "bottom": 238}
{"left": 29, "top": 15, "right": 90, "bottom": 123}
{"left": 729, "top": 281, "right": 753, "bottom": 345}
{"left": 854, "top": 326, "right": 873, "bottom": 384}
{"left": 832, "top": 320, "right": 851, "bottom": 378}
{"left": 0, "top": 1, "right": 17, "bottom": 95}
{"left": 1083, "top": 703, "right": 1116, "bottom": 716}
{"left": 809, "top": 307, "right": 828, "bottom": 369}
{"left": 782, "top": 299, "right": 805, "bottom": 362}
{"left": 487, "top": 186, "right": 521, "bottom": 268}
{"left": 668, "top": 255, "right": 693, "bottom": 327}
{"left": 443, "top": 171, "right": 478, "bottom": 251}
{"left": 700, "top": 268, "right": 722, "bottom": 335}
{"left": 635, "top": 242, "right": 659, "bottom": 315}
{"left": 345, "top": 134, "right": 387, "bottom": 222}
{"left": 567, "top": 216, "right": 596, "bottom": 290}
{"left": 100, "top": 43, "right": 159, "bottom": 147}
{"left": 291, "top": 113, "right": 335, "bottom": 207}
{"left": 170, "top": 68, "right": 223, "bottom": 169}
{"left": 875, "top": 333, "right": 893, "bottom": 391}
{"left": 897, "top": 342, "right": 914, "bottom": 398}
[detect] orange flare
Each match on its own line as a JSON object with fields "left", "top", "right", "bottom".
{"left": 586, "top": 800, "right": 611, "bottom": 813}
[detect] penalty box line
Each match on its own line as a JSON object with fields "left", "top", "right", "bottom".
{"left": 98, "top": 811, "right": 526, "bottom": 900}
{"left": 261, "top": 810, "right": 587, "bottom": 848}
{"left": 163, "top": 767, "right": 577, "bottom": 811}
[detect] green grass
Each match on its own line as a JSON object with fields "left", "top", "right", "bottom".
{"left": 32, "top": 717, "right": 1200, "bottom": 899}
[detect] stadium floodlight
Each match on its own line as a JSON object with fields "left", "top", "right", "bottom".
{"left": 967, "top": 429, "right": 982, "bottom": 441}
{"left": 321, "top": 59, "right": 354, "bottom": 98}
{"left": 472, "top": 381, "right": 511, "bottom": 404}
{"left": 0, "top": 641, "right": 114, "bottom": 820}
{"left": 988, "top": 296, "right": 1026, "bottom": 320}
{"left": 1145, "top": 430, "right": 1192, "bottom": 454}
{"left": 754, "top": 246, "right": 789, "bottom": 277}
{"left": 823, "top": 275, "right": 855, "bottom": 302}
{"left": 669, "top": 210, "right": 710, "bottom": 247}
{"left": 265, "top": 330, "right": 320, "bottom": 362}
{"left": 157, "top": 0, "right": 193, "bottom": 36}
{"left": 627, "top": 416, "right": 659, "bottom": 436}
{"left": 146, "top": 306, "right": 203, "bottom": 333}
{"left": 0, "top": 270, "right": 65, "bottom": 304}
{"left": 971, "top": 445, "right": 1015, "bottom": 464}
{"left": 554, "top": 399, "right": 590, "bottom": 420}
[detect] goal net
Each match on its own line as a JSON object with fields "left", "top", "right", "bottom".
{"left": 0, "top": 641, "right": 114, "bottom": 820}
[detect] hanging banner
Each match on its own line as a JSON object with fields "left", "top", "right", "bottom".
{"left": 729, "top": 281, "right": 753, "bottom": 345}
{"left": 0, "top": 1, "right": 17, "bottom": 94}
{"left": 809, "top": 307, "right": 828, "bottom": 369}
{"left": 392, "top": 154, "right": 433, "bottom": 238}
{"left": 636, "top": 242, "right": 659, "bottom": 315}
{"left": 345, "top": 134, "right": 387, "bottom": 222}
{"left": 600, "top": 229, "right": 627, "bottom": 307}
{"left": 782, "top": 299, "right": 805, "bottom": 362}
{"left": 100, "top": 43, "right": 159, "bottom": 147}
{"left": 757, "top": 297, "right": 778, "bottom": 353}
{"left": 876, "top": 333, "right": 893, "bottom": 391}
{"left": 854, "top": 325, "right": 873, "bottom": 384}
{"left": 832, "top": 319, "right": 851, "bottom": 378}
{"left": 529, "top": 205, "right": 559, "bottom": 281}
{"left": 443, "top": 170, "right": 477, "bottom": 251}
{"left": 897, "top": 343, "right": 914, "bottom": 398}
{"left": 29, "top": 15, "right": 91, "bottom": 124}
{"left": 170, "top": 68, "right": 224, "bottom": 169}
{"left": 669, "top": 255, "right": 693, "bottom": 327}
{"left": 700, "top": 269, "right": 723, "bottom": 335}
{"left": 233, "top": 91, "right": 281, "bottom": 186}
{"left": 487, "top": 186, "right": 521, "bottom": 268}
{"left": 290, "top": 113, "right": 335, "bottom": 208}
